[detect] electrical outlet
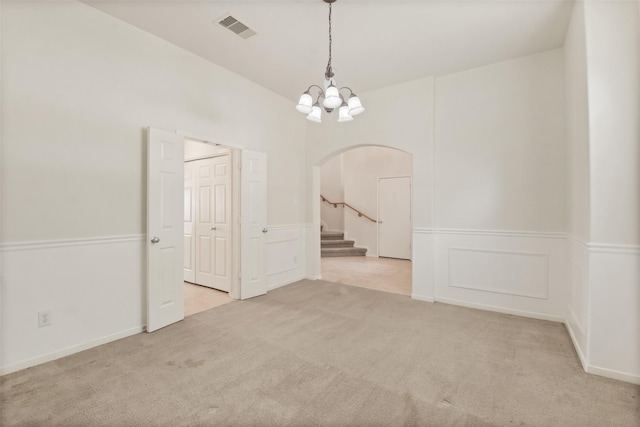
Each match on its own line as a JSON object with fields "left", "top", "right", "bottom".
{"left": 38, "top": 310, "right": 52, "bottom": 328}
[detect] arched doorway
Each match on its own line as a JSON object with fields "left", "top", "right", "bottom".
{"left": 315, "top": 145, "right": 413, "bottom": 295}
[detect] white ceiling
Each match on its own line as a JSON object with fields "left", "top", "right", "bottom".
{"left": 84, "top": 0, "right": 575, "bottom": 101}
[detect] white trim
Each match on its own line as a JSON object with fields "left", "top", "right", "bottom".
{"left": 588, "top": 243, "right": 640, "bottom": 255}
{"left": 0, "top": 325, "right": 145, "bottom": 376}
{"left": 435, "top": 296, "right": 564, "bottom": 323}
{"left": 566, "top": 234, "right": 589, "bottom": 247}
{"left": 411, "top": 294, "right": 435, "bottom": 303}
{"left": 564, "top": 319, "right": 587, "bottom": 371}
{"left": 0, "top": 235, "right": 145, "bottom": 252}
{"left": 567, "top": 234, "right": 640, "bottom": 254}
{"left": 306, "top": 275, "right": 322, "bottom": 280}
{"left": 447, "top": 247, "right": 549, "bottom": 300}
{"left": 586, "top": 365, "right": 640, "bottom": 385}
{"left": 435, "top": 228, "right": 566, "bottom": 239}
{"left": 413, "top": 228, "right": 435, "bottom": 234}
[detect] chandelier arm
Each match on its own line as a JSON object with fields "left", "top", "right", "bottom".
{"left": 338, "top": 87, "right": 355, "bottom": 96}
{"left": 307, "top": 84, "right": 325, "bottom": 95}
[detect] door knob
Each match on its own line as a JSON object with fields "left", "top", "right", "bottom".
{"left": 211, "top": 226, "right": 216, "bottom": 230}
{"left": 262, "top": 228, "right": 268, "bottom": 233}
{"left": 150, "top": 236, "right": 160, "bottom": 244}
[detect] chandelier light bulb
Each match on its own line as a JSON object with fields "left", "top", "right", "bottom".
{"left": 296, "top": 91, "right": 313, "bottom": 114}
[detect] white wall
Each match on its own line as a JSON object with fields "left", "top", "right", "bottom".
{"left": 1, "top": 1, "right": 306, "bottom": 373}
{"left": 308, "top": 50, "right": 568, "bottom": 315}
{"left": 432, "top": 49, "right": 568, "bottom": 320}
{"left": 584, "top": 1, "right": 640, "bottom": 247}
{"left": 582, "top": 0, "right": 640, "bottom": 383}
{"left": 342, "top": 147, "right": 412, "bottom": 257}
{"left": 305, "top": 76, "right": 435, "bottom": 299}
{"left": 435, "top": 49, "right": 566, "bottom": 232}
{"left": 562, "top": 0, "right": 640, "bottom": 384}
{"left": 319, "top": 155, "right": 344, "bottom": 232}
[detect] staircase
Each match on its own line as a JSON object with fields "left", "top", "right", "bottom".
{"left": 321, "top": 231, "right": 367, "bottom": 257}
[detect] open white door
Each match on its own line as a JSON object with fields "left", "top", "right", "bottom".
{"left": 240, "top": 150, "right": 267, "bottom": 300}
{"left": 147, "top": 127, "right": 184, "bottom": 332}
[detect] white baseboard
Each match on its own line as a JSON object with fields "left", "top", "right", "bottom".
{"left": 564, "top": 315, "right": 588, "bottom": 371}
{"left": 1, "top": 325, "right": 145, "bottom": 376}
{"left": 411, "top": 294, "right": 434, "bottom": 303}
{"left": 586, "top": 364, "right": 640, "bottom": 385}
{"left": 267, "top": 275, "right": 304, "bottom": 291}
{"left": 435, "top": 296, "right": 564, "bottom": 323}
{"left": 305, "top": 275, "right": 322, "bottom": 280}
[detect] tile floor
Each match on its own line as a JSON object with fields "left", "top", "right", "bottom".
{"left": 321, "top": 256, "right": 412, "bottom": 295}
{"left": 184, "top": 282, "right": 234, "bottom": 316}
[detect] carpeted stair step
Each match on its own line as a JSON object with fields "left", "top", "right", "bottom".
{"left": 321, "top": 231, "right": 344, "bottom": 241}
{"left": 321, "top": 239, "right": 356, "bottom": 248}
{"left": 321, "top": 247, "right": 367, "bottom": 257}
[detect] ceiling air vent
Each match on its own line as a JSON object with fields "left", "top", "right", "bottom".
{"left": 217, "top": 14, "right": 257, "bottom": 39}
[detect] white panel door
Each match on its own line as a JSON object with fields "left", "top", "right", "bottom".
{"left": 194, "top": 158, "right": 216, "bottom": 288}
{"left": 147, "top": 127, "right": 184, "bottom": 332}
{"left": 378, "top": 176, "right": 412, "bottom": 260}
{"left": 183, "top": 162, "right": 196, "bottom": 283}
{"left": 212, "top": 154, "right": 231, "bottom": 292}
{"left": 240, "top": 150, "right": 267, "bottom": 300}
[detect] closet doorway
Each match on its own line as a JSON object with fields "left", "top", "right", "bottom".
{"left": 183, "top": 140, "right": 234, "bottom": 313}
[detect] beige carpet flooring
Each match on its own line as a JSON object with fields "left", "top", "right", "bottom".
{"left": 321, "top": 256, "right": 412, "bottom": 295}
{"left": 2, "top": 280, "right": 639, "bottom": 426}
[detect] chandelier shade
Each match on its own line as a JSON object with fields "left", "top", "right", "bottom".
{"left": 295, "top": 0, "right": 364, "bottom": 123}
{"left": 296, "top": 91, "right": 313, "bottom": 114}
{"left": 338, "top": 102, "right": 354, "bottom": 122}
{"left": 307, "top": 103, "right": 323, "bottom": 123}
{"left": 347, "top": 94, "right": 365, "bottom": 116}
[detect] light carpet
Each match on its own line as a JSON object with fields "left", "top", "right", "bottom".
{"left": 2, "top": 280, "right": 639, "bottom": 426}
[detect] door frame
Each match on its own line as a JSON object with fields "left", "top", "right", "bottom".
{"left": 177, "top": 131, "right": 242, "bottom": 300}
{"left": 377, "top": 175, "right": 412, "bottom": 260}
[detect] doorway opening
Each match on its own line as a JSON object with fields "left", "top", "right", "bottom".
{"left": 318, "top": 146, "right": 413, "bottom": 296}
{"left": 147, "top": 127, "right": 268, "bottom": 332}
{"left": 183, "top": 139, "right": 235, "bottom": 316}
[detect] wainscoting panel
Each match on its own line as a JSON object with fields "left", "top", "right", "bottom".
{"left": 448, "top": 248, "right": 549, "bottom": 299}
{"left": 266, "top": 224, "right": 307, "bottom": 291}
{"left": 587, "top": 248, "right": 640, "bottom": 384}
{"left": 435, "top": 230, "right": 567, "bottom": 321}
{"left": 0, "top": 236, "right": 146, "bottom": 375}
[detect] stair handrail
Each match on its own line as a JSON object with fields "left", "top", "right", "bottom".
{"left": 320, "top": 195, "right": 378, "bottom": 223}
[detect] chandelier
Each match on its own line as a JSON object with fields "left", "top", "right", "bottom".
{"left": 295, "top": 0, "right": 365, "bottom": 123}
